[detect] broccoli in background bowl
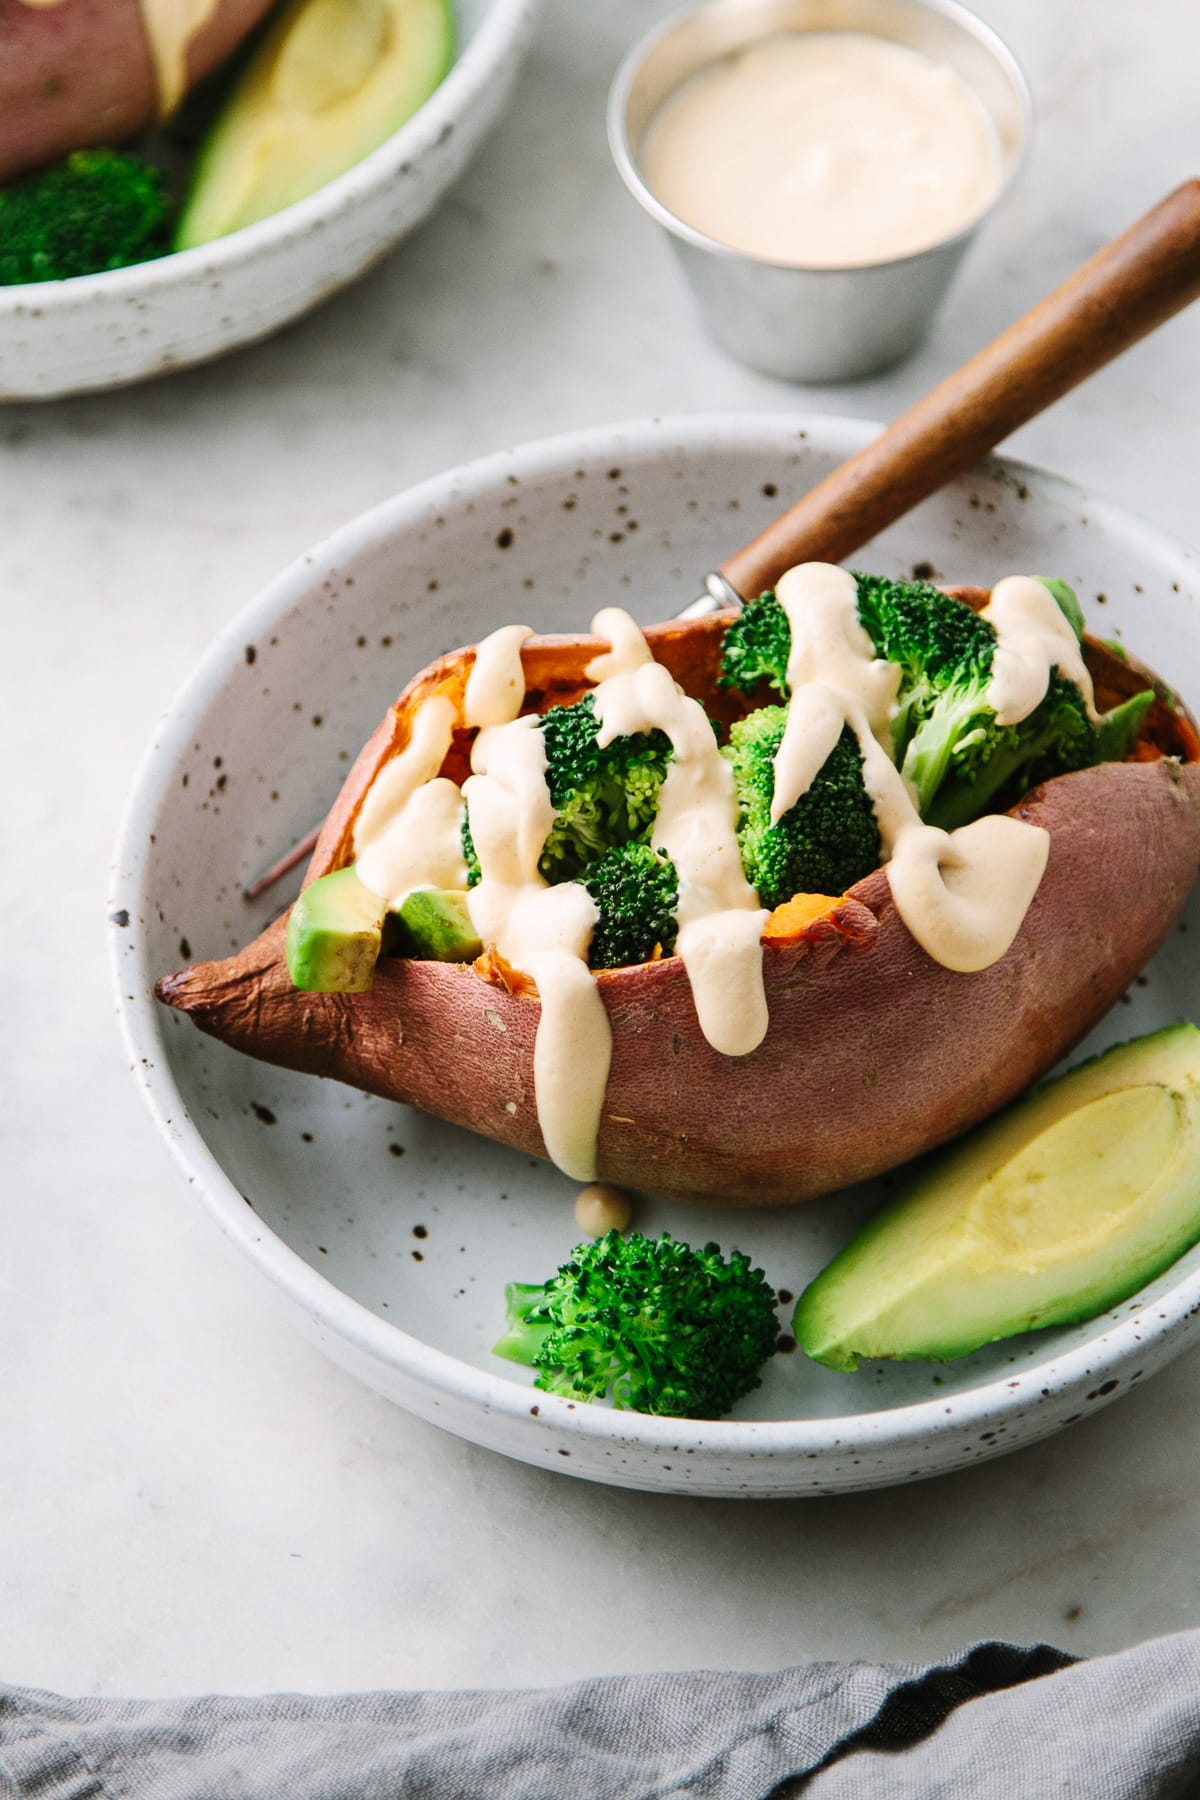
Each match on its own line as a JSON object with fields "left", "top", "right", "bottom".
{"left": 0, "top": 151, "right": 175, "bottom": 285}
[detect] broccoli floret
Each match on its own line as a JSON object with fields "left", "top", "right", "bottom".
{"left": 582, "top": 841, "right": 678, "bottom": 970}
{"left": 494, "top": 1229, "right": 779, "bottom": 1418}
{"left": 460, "top": 691, "right": 673, "bottom": 904}
{"left": 853, "top": 573, "right": 1156, "bottom": 826}
{"left": 924, "top": 671, "right": 1088, "bottom": 830}
{"left": 538, "top": 692, "right": 673, "bottom": 881}
{"left": 852, "top": 571, "right": 997, "bottom": 768}
{"left": 718, "top": 590, "right": 792, "bottom": 698}
{"left": 0, "top": 150, "right": 173, "bottom": 285}
{"left": 725, "top": 705, "right": 881, "bottom": 908}
{"left": 461, "top": 812, "right": 481, "bottom": 888}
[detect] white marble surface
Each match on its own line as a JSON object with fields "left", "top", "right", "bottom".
{"left": 2, "top": 0, "right": 1199, "bottom": 1699}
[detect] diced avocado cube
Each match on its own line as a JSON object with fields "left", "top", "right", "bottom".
{"left": 397, "top": 888, "right": 482, "bottom": 962}
{"left": 286, "top": 865, "right": 387, "bottom": 993}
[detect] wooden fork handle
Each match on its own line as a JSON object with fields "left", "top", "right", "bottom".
{"left": 720, "top": 179, "right": 1200, "bottom": 599}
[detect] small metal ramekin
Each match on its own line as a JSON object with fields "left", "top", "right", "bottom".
{"left": 607, "top": 0, "right": 1032, "bottom": 382}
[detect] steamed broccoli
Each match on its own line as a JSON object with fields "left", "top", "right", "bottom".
{"left": 538, "top": 692, "right": 673, "bottom": 880}
{"left": 462, "top": 691, "right": 672, "bottom": 887}
{"left": 852, "top": 571, "right": 997, "bottom": 769}
{"left": 494, "top": 1229, "right": 779, "bottom": 1418}
{"left": 0, "top": 150, "right": 174, "bottom": 285}
{"left": 582, "top": 841, "right": 678, "bottom": 970}
{"left": 718, "top": 590, "right": 791, "bottom": 699}
{"left": 926, "top": 675, "right": 1153, "bottom": 831}
{"left": 853, "top": 573, "right": 1153, "bottom": 826}
{"left": 718, "top": 575, "right": 1155, "bottom": 831}
{"left": 724, "top": 705, "right": 881, "bottom": 908}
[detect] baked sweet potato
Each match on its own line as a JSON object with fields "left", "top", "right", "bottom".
{"left": 0, "top": 0, "right": 276, "bottom": 182}
{"left": 157, "top": 600, "right": 1200, "bottom": 1207}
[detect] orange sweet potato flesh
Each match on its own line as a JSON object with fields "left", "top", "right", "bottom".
{"left": 157, "top": 600, "right": 1200, "bottom": 1206}
{"left": 0, "top": 0, "right": 277, "bottom": 182}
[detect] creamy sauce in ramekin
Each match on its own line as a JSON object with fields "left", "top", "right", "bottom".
{"left": 641, "top": 31, "right": 1003, "bottom": 269}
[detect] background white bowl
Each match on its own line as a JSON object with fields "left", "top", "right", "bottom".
{"left": 112, "top": 413, "right": 1200, "bottom": 1497}
{"left": 0, "top": 0, "right": 539, "bottom": 402}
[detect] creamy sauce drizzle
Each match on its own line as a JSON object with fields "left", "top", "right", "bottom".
{"left": 351, "top": 569, "right": 1082, "bottom": 1175}
{"left": 140, "top": 0, "right": 221, "bottom": 115}
{"left": 463, "top": 715, "right": 608, "bottom": 1182}
{"left": 585, "top": 608, "right": 655, "bottom": 682}
{"left": 353, "top": 690, "right": 460, "bottom": 906}
{"left": 641, "top": 31, "right": 1003, "bottom": 269}
{"left": 464, "top": 624, "right": 532, "bottom": 728}
{"left": 595, "top": 658, "right": 769, "bottom": 1056}
{"left": 982, "top": 576, "right": 1098, "bottom": 727}
{"left": 355, "top": 623, "right": 536, "bottom": 906}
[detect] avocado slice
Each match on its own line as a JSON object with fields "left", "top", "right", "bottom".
{"left": 794, "top": 1024, "right": 1200, "bottom": 1371}
{"left": 176, "top": 0, "right": 455, "bottom": 249}
{"left": 286, "top": 864, "right": 387, "bottom": 993}
{"left": 396, "top": 887, "right": 481, "bottom": 962}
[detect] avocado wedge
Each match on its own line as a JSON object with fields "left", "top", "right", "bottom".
{"left": 795, "top": 1024, "right": 1200, "bottom": 1371}
{"left": 176, "top": 0, "right": 455, "bottom": 248}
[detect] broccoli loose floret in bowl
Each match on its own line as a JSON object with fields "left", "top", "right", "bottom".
{"left": 494, "top": 1229, "right": 780, "bottom": 1419}
{"left": 0, "top": 150, "right": 174, "bottom": 285}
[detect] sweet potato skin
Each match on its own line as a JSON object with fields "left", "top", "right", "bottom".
{"left": 157, "top": 611, "right": 1200, "bottom": 1206}
{"left": 0, "top": 0, "right": 276, "bottom": 182}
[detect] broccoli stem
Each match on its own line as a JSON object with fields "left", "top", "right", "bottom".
{"left": 492, "top": 1284, "right": 557, "bottom": 1365}
{"left": 1094, "top": 690, "right": 1155, "bottom": 763}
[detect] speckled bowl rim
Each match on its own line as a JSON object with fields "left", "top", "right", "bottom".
{"left": 0, "top": 0, "right": 537, "bottom": 314}
{"left": 112, "top": 411, "right": 1200, "bottom": 1472}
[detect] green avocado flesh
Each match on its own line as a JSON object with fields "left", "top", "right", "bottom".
{"left": 285, "top": 865, "right": 387, "bottom": 992}
{"left": 794, "top": 1024, "right": 1200, "bottom": 1371}
{"left": 396, "top": 887, "right": 481, "bottom": 962}
{"left": 176, "top": 0, "right": 455, "bottom": 248}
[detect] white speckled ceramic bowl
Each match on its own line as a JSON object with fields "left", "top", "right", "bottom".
{"left": 111, "top": 414, "right": 1200, "bottom": 1497}
{"left": 0, "top": 0, "right": 539, "bottom": 401}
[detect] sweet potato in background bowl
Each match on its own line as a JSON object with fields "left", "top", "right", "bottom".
{"left": 0, "top": 0, "right": 276, "bottom": 182}
{"left": 112, "top": 415, "right": 1200, "bottom": 1495}
{"left": 0, "top": 0, "right": 538, "bottom": 398}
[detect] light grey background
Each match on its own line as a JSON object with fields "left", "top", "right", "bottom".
{"left": 2, "top": 0, "right": 1198, "bottom": 1696}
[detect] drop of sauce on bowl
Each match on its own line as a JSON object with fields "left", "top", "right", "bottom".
{"left": 641, "top": 31, "right": 1003, "bottom": 269}
{"left": 574, "top": 1183, "right": 635, "bottom": 1237}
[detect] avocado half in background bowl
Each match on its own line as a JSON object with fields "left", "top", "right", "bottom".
{"left": 0, "top": 0, "right": 539, "bottom": 400}
{"left": 111, "top": 413, "right": 1200, "bottom": 1497}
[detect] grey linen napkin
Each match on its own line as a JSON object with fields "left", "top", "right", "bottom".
{"left": 2, "top": 1632, "right": 1198, "bottom": 1800}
